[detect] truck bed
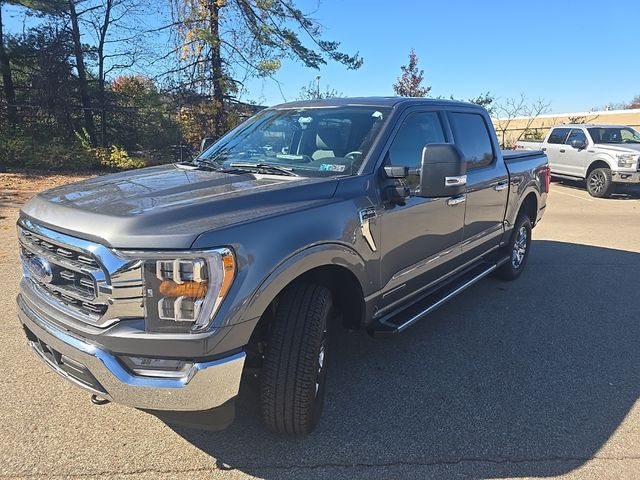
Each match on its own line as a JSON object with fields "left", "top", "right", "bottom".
{"left": 503, "top": 150, "right": 545, "bottom": 162}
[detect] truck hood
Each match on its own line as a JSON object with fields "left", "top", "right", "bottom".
{"left": 595, "top": 144, "right": 640, "bottom": 154}
{"left": 21, "top": 164, "right": 339, "bottom": 249}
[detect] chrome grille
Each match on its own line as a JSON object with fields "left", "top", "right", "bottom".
{"left": 18, "top": 219, "right": 144, "bottom": 328}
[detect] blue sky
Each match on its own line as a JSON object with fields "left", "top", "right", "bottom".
{"left": 243, "top": 0, "right": 640, "bottom": 113}
{"left": 4, "top": 0, "right": 639, "bottom": 113}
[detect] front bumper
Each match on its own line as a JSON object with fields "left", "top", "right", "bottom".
{"left": 17, "top": 294, "right": 245, "bottom": 411}
{"left": 611, "top": 171, "right": 640, "bottom": 184}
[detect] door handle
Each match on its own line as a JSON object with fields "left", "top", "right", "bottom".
{"left": 444, "top": 175, "right": 467, "bottom": 187}
{"left": 541, "top": 147, "right": 546, "bottom": 151}
{"left": 447, "top": 195, "right": 466, "bottom": 206}
{"left": 559, "top": 149, "right": 565, "bottom": 153}
{"left": 494, "top": 182, "right": 509, "bottom": 192}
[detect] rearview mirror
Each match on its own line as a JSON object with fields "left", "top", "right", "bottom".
{"left": 417, "top": 144, "right": 466, "bottom": 198}
{"left": 571, "top": 139, "right": 586, "bottom": 150}
{"left": 200, "top": 137, "right": 216, "bottom": 153}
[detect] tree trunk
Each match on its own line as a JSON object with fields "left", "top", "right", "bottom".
{"left": 0, "top": 3, "right": 18, "bottom": 125}
{"left": 68, "top": 0, "right": 97, "bottom": 145}
{"left": 97, "top": 0, "right": 112, "bottom": 147}
{"left": 207, "top": 0, "right": 226, "bottom": 138}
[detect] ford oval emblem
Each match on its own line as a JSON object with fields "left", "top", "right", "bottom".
{"left": 28, "top": 257, "right": 53, "bottom": 283}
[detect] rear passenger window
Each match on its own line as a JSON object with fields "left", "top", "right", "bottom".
{"left": 449, "top": 112, "right": 494, "bottom": 169}
{"left": 548, "top": 128, "right": 570, "bottom": 144}
{"left": 387, "top": 112, "right": 446, "bottom": 168}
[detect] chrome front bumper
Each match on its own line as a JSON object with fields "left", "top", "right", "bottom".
{"left": 17, "top": 295, "right": 245, "bottom": 411}
{"left": 611, "top": 171, "right": 640, "bottom": 184}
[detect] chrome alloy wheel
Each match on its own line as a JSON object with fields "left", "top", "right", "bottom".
{"left": 511, "top": 226, "right": 528, "bottom": 269}
{"left": 589, "top": 170, "right": 606, "bottom": 194}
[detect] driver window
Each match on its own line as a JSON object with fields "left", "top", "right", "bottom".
{"left": 387, "top": 112, "right": 445, "bottom": 168}
{"left": 566, "top": 129, "right": 587, "bottom": 145}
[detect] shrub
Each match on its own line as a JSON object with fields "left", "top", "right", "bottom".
{"left": 94, "top": 146, "right": 146, "bottom": 171}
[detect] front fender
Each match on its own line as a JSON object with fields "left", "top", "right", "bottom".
{"left": 583, "top": 156, "right": 616, "bottom": 178}
{"left": 242, "top": 243, "right": 369, "bottom": 321}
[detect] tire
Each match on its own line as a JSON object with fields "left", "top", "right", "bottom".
{"left": 494, "top": 215, "right": 532, "bottom": 280}
{"left": 586, "top": 167, "right": 613, "bottom": 198}
{"left": 260, "top": 283, "right": 332, "bottom": 435}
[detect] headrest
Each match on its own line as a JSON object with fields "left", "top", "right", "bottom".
{"left": 316, "top": 127, "right": 341, "bottom": 150}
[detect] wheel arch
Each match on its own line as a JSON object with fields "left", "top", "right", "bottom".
{"left": 243, "top": 243, "right": 368, "bottom": 333}
{"left": 585, "top": 158, "right": 614, "bottom": 178}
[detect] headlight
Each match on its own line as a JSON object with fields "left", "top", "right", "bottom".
{"left": 616, "top": 153, "right": 637, "bottom": 168}
{"left": 138, "top": 249, "right": 235, "bottom": 333}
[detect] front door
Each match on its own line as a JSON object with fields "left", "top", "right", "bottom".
{"left": 562, "top": 128, "right": 590, "bottom": 177}
{"left": 377, "top": 110, "right": 465, "bottom": 313}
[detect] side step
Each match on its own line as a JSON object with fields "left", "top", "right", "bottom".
{"left": 369, "top": 257, "right": 509, "bottom": 337}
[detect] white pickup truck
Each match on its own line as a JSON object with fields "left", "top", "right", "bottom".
{"left": 516, "top": 124, "right": 640, "bottom": 197}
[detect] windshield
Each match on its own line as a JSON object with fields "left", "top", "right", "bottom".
{"left": 196, "top": 106, "right": 391, "bottom": 176}
{"left": 587, "top": 127, "right": 640, "bottom": 144}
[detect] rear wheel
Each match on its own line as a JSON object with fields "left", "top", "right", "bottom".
{"left": 260, "top": 283, "right": 332, "bottom": 435}
{"left": 586, "top": 167, "right": 613, "bottom": 198}
{"left": 495, "top": 215, "right": 532, "bottom": 280}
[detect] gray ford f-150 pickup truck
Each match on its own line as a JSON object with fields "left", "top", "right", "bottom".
{"left": 17, "top": 98, "right": 549, "bottom": 435}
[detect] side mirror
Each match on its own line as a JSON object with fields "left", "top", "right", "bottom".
{"left": 571, "top": 140, "right": 586, "bottom": 150}
{"left": 417, "top": 144, "right": 466, "bottom": 198}
{"left": 200, "top": 137, "right": 216, "bottom": 153}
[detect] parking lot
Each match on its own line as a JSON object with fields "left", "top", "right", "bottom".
{"left": 0, "top": 179, "right": 638, "bottom": 480}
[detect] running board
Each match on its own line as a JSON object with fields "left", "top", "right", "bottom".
{"left": 369, "top": 257, "right": 509, "bottom": 337}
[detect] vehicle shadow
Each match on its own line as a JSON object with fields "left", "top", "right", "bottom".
{"left": 168, "top": 240, "right": 639, "bottom": 479}
{"left": 553, "top": 178, "right": 640, "bottom": 199}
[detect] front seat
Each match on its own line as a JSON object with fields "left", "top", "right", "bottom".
{"left": 312, "top": 128, "right": 342, "bottom": 160}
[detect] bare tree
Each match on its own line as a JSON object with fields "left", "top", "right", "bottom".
{"left": 493, "top": 95, "right": 551, "bottom": 148}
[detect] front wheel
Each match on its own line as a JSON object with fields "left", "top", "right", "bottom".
{"left": 260, "top": 283, "right": 332, "bottom": 435}
{"left": 494, "top": 215, "right": 532, "bottom": 280}
{"left": 586, "top": 167, "right": 613, "bottom": 198}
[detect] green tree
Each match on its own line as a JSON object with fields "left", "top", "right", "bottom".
{"left": 393, "top": 48, "right": 430, "bottom": 97}
{"left": 170, "top": 0, "right": 363, "bottom": 137}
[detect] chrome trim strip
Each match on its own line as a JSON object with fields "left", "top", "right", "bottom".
{"left": 445, "top": 175, "right": 467, "bottom": 187}
{"left": 358, "top": 208, "right": 377, "bottom": 252}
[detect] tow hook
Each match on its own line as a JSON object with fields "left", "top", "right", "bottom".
{"left": 90, "top": 394, "right": 111, "bottom": 406}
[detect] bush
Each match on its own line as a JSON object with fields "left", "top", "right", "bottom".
{"left": 0, "top": 130, "right": 98, "bottom": 171}
{"left": 94, "top": 146, "right": 146, "bottom": 171}
{"left": 0, "top": 129, "right": 146, "bottom": 172}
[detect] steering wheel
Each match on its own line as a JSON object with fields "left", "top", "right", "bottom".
{"left": 344, "top": 151, "right": 362, "bottom": 160}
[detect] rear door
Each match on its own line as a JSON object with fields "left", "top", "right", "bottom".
{"left": 562, "top": 128, "right": 590, "bottom": 177}
{"left": 448, "top": 110, "right": 509, "bottom": 260}
{"left": 545, "top": 127, "right": 572, "bottom": 175}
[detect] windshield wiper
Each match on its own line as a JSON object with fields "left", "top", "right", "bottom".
{"left": 228, "top": 162, "right": 299, "bottom": 177}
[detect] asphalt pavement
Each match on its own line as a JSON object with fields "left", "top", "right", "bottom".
{"left": 0, "top": 179, "right": 638, "bottom": 480}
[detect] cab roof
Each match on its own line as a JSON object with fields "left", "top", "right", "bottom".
{"left": 271, "top": 96, "right": 481, "bottom": 110}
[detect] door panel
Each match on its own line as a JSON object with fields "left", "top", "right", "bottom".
{"left": 378, "top": 196, "right": 465, "bottom": 311}
{"left": 378, "top": 110, "right": 465, "bottom": 311}
{"left": 545, "top": 127, "right": 572, "bottom": 175}
{"left": 448, "top": 112, "right": 509, "bottom": 261}
{"left": 562, "top": 129, "right": 589, "bottom": 177}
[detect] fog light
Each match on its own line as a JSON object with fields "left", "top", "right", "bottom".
{"left": 120, "top": 356, "right": 193, "bottom": 378}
